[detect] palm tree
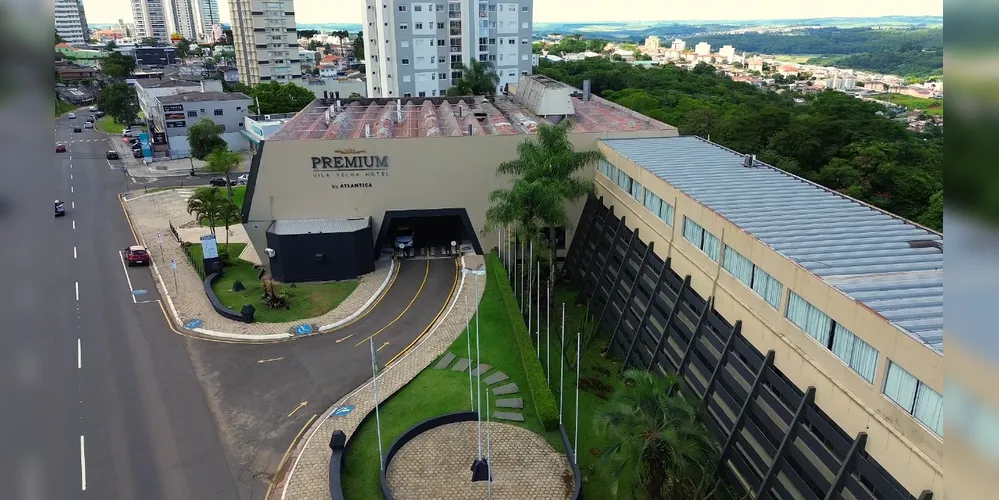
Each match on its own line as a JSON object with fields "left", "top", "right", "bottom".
{"left": 595, "top": 370, "right": 720, "bottom": 500}
{"left": 187, "top": 187, "right": 226, "bottom": 235}
{"left": 217, "top": 197, "right": 240, "bottom": 257}
{"left": 448, "top": 60, "right": 500, "bottom": 96}
{"left": 205, "top": 147, "right": 242, "bottom": 198}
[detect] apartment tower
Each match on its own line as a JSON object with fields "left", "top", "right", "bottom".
{"left": 227, "top": 0, "right": 302, "bottom": 85}
{"left": 362, "top": 0, "right": 534, "bottom": 98}
{"left": 55, "top": 0, "right": 91, "bottom": 44}
{"left": 168, "top": 0, "right": 198, "bottom": 40}
{"left": 193, "top": 0, "right": 222, "bottom": 42}
{"left": 131, "top": 0, "right": 170, "bottom": 42}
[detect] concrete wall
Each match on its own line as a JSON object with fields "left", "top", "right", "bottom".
{"left": 594, "top": 142, "right": 943, "bottom": 496}
{"left": 243, "top": 128, "right": 676, "bottom": 265}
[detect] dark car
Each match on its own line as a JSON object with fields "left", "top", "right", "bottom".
{"left": 133, "top": 149, "right": 143, "bottom": 158}
{"left": 106, "top": 150, "right": 119, "bottom": 160}
{"left": 55, "top": 200, "right": 65, "bottom": 217}
{"left": 130, "top": 142, "right": 142, "bottom": 150}
{"left": 95, "top": 111, "right": 105, "bottom": 118}
{"left": 56, "top": 143, "right": 66, "bottom": 153}
{"left": 73, "top": 126, "right": 82, "bottom": 133}
{"left": 209, "top": 176, "right": 235, "bottom": 187}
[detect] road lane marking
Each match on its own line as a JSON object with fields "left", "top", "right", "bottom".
{"left": 355, "top": 259, "right": 431, "bottom": 347}
{"left": 385, "top": 258, "right": 460, "bottom": 367}
{"left": 77, "top": 339, "right": 81, "bottom": 368}
{"left": 377, "top": 341, "right": 389, "bottom": 352}
{"left": 80, "top": 435, "right": 87, "bottom": 490}
{"left": 335, "top": 334, "right": 353, "bottom": 343}
{"left": 73, "top": 246, "right": 77, "bottom": 259}
{"left": 287, "top": 401, "right": 308, "bottom": 418}
{"left": 72, "top": 201, "right": 75, "bottom": 209}
{"left": 75, "top": 282, "right": 79, "bottom": 301}
{"left": 72, "top": 220, "right": 76, "bottom": 230}
{"left": 70, "top": 186, "right": 73, "bottom": 193}
{"left": 257, "top": 357, "right": 284, "bottom": 364}
{"left": 70, "top": 174, "right": 73, "bottom": 180}
{"left": 117, "top": 251, "right": 138, "bottom": 304}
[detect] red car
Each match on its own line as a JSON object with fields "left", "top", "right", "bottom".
{"left": 56, "top": 143, "right": 66, "bottom": 153}
{"left": 124, "top": 245, "right": 150, "bottom": 266}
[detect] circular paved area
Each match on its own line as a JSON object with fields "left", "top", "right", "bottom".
{"left": 386, "top": 421, "right": 573, "bottom": 500}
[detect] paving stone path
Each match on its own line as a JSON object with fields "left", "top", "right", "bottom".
{"left": 386, "top": 421, "right": 572, "bottom": 500}
{"left": 433, "top": 354, "right": 523, "bottom": 422}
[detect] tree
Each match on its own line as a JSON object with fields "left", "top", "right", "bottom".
{"left": 205, "top": 148, "right": 242, "bottom": 198}
{"left": 217, "top": 197, "right": 241, "bottom": 253}
{"left": 595, "top": 370, "right": 720, "bottom": 499}
{"left": 97, "top": 83, "right": 139, "bottom": 126}
{"left": 249, "top": 81, "right": 316, "bottom": 114}
{"left": 55, "top": 29, "right": 64, "bottom": 45}
{"left": 187, "top": 118, "right": 226, "bottom": 160}
{"left": 100, "top": 51, "right": 136, "bottom": 79}
{"left": 175, "top": 38, "right": 192, "bottom": 58}
{"left": 448, "top": 60, "right": 500, "bottom": 96}
{"left": 105, "top": 40, "right": 118, "bottom": 50}
{"left": 139, "top": 37, "right": 159, "bottom": 47}
{"left": 352, "top": 31, "right": 364, "bottom": 60}
{"left": 348, "top": 92, "right": 363, "bottom": 99}
{"left": 297, "top": 29, "right": 319, "bottom": 39}
{"left": 186, "top": 187, "right": 225, "bottom": 235}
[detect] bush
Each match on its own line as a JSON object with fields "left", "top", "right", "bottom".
{"left": 486, "top": 252, "right": 559, "bottom": 430}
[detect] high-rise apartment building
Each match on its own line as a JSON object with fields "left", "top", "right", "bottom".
{"left": 362, "top": 0, "right": 534, "bottom": 98}
{"left": 55, "top": 0, "right": 90, "bottom": 45}
{"left": 670, "top": 38, "right": 685, "bottom": 52}
{"left": 193, "top": 0, "right": 222, "bottom": 42}
{"left": 168, "top": 0, "right": 198, "bottom": 40}
{"left": 228, "top": 0, "right": 302, "bottom": 85}
{"left": 131, "top": 0, "right": 170, "bottom": 42}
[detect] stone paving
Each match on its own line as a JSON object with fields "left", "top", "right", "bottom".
{"left": 123, "top": 189, "right": 392, "bottom": 339}
{"left": 386, "top": 422, "right": 573, "bottom": 500}
{"left": 279, "top": 256, "right": 488, "bottom": 500}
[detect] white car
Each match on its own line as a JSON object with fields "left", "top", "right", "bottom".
{"left": 67, "top": 112, "right": 77, "bottom": 119}
{"left": 84, "top": 121, "right": 93, "bottom": 129}
{"left": 237, "top": 173, "right": 249, "bottom": 185}
{"left": 88, "top": 105, "right": 97, "bottom": 112}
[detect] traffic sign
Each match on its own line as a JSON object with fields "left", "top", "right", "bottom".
{"left": 169, "top": 258, "right": 177, "bottom": 271}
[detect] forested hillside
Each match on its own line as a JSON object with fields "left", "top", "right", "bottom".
{"left": 537, "top": 58, "right": 943, "bottom": 230}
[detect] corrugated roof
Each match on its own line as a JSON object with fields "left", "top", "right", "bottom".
{"left": 269, "top": 218, "right": 369, "bottom": 235}
{"left": 601, "top": 136, "right": 944, "bottom": 355}
{"left": 158, "top": 91, "right": 251, "bottom": 103}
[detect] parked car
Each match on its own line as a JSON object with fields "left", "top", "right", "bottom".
{"left": 88, "top": 105, "right": 97, "bottom": 112}
{"left": 126, "top": 137, "right": 139, "bottom": 144}
{"left": 123, "top": 245, "right": 150, "bottom": 266}
{"left": 84, "top": 122, "right": 93, "bottom": 129}
{"left": 95, "top": 111, "right": 105, "bottom": 118}
{"left": 130, "top": 142, "right": 142, "bottom": 150}
{"left": 394, "top": 227, "right": 415, "bottom": 256}
{"left": 237, "top": 173, "right": 249, "bottom": 185}
{"left": 106, "top": 150, "right": 119, "bottom": 160}
{"left": 56, "top": 143, "right": 66, "bottom": 153}
{"left": 132, "top": 149, "right": 143, "bottom": 158}
{"left": 55, "top": 200, "right": 65, "bottom": 217}
{"left": 67, "top": 112, "right": 76, "bottom": 119}
{"left": 209, "top": 176, "right": 235, "bottom": 187}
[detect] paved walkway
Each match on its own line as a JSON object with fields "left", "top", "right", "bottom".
{"left": 278, "top": 256, "right": 489, "bottom": 500}
{"left": 123, "top": 188, "right": 393, "bottom": 340}
{"left": 387, "top": 422, "right": 572, "bottom": 500}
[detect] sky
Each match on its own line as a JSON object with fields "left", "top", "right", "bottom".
{"left": 81, "top": 0, "right": 943, "bottom": 26}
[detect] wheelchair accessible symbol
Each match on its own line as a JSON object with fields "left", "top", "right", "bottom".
{"left": 331, "top": 405, "right": 355, "bottom": 417}
{"left": 295, "top": 324, "right": 313, "bottom": 335}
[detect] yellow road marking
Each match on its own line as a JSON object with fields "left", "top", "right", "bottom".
{"left": 384, "top": 258, "right": 460, "bottom": 367}
{"left": 331, "top": 259, "right": 402, "bottom": 331}
{"left": 263, "top": 413, "right": 318, "bottom": 500}
{"left": 354, "top": 259, "right": 430, "bottom": 347}
{"left": 287, "top": 401, "right": 308, "bottom": 418}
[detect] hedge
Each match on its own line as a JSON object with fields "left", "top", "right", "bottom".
{"left": 486, "top": 252, "right": 560, "bottom": 431}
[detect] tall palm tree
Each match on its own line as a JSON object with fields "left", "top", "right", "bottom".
{"left": 448, "top": 60, "right": 500, "bottom": 96}
{"left": 205, "top": 147, "right": 242, "bottom": 198}
{"left": 216, "top": 197, "right": 240, "bottom": 256}
{"left": 186, "top": 187, "right": 225, "bottom": 235}
{"left": 595, "top": 370, "right": 720, "bottom": 500}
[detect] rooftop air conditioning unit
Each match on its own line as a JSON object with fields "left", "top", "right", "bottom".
{"left": 742, "top": 154, "right": 755, "bottom": 168}
{"left": 264, "top": 114, "right": 272, "bottom": 120}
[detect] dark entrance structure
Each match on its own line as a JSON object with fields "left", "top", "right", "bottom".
{"left": 374, "top": 209, "right": 482, "bottom": 258}
{"left": 265, "top": 217, "right": 375, "bottom": 283}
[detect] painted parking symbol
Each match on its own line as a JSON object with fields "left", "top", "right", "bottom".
{"left": 184, "top": 318, "right": 204, "bottom": 329}
{"left": 331, "top": 405, "right": 355, "bottom": 417}
{"left": 295, "top": 324, "right": 313, "bottom": 335}
{"left": 132, "top": 289, "right": 148, "bottom": 295}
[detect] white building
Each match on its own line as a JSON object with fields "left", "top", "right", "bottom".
{"left": 168, "top": 0, "right": 198, "bottom": 40}
{"left": 826, "top": 71, "right": 858, "bottom": 90}
{"left": 694, "top": 41, "right": 711, "bottom": 56}
{"left": 718, "top": 44, "right": 736, "bottom": 63}
{"left": 671, "top": 38, "right": 686, "bottom": 51}
{"left": 55, "top": 0, "right": 90, "bottom": 45}
{"left": 228, "top": 0, "right": 302, "bottom": 85}
{"left": 242, "top": 113, "right": 295, "bottom": 151}
{"left": 132, "top": 0, "right": 170, "bottom": 42}
{"left": 193, "top": 0, "right": 221, "bottom": 42}
{"left": 363, "top": 0, "right": 535, "bottom": 98}
{"left": 644, "top": 35, "right": 661, "bottom": 52}
{"left": 212, "top": 23, "right": 224, "bottom": 42}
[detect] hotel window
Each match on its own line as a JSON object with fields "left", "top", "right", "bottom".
{"left": 414, "top": 4, "right": 422, "bottom": 10}
{"left": 682, "top": 217, "right": 720, "bottom": 261}
{"left": 187, "top": 110, "right": 197, "bottom": 118}
{"left": 642, "top": 189, "right": 674, "bottom": 226}
{"left": 415, "top": 23, "right": 423, "bottom": 29}
{"left": 521, "top": 5, "right": 529, "bottom": 11}
{"left": 722, "top": 246, "right": 783, "bottom": 309}
{"left": 213, "top": 109, "right": 223, "bottom": 116}
{"left": 436, "top": 3, "right": 444, "bottom": 10}
{"left": 400, "top": 23, "right": 408, "bottom": 30}
{"left": 786, "top": 291, "right": 879, "bottom": 383}
{"left": 401, "top": 58, "right": 410, "bottom": 64}
{"left": 439, "top": 72, "right": 448, "bottom": 80}
{"left": 398, "top": 4, "right": 407, "bottom": 10}
{"left": 403, "top": 75, "right": 411, "bottom": 82}
{"left": 437, "top": 22, "right": 445, "bottom": 29}
{"left": 883, "top": 361, "right": 943, "bottom": 436}
{"left": 522, "top": 22, "right": 529, "bottom": 29}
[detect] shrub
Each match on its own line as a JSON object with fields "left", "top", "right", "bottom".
{"left": 486, "top": 252, "right": 559, "bottom": 430}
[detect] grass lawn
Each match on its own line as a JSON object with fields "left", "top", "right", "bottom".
{"left": 96, "top": 115, "right": 127, "bottom": 133}
{"left": 186, "top": 242, "right": 358, "bottom": 323}
{"left": 880, "top": 93, "right": 944, "bottom": 117}
{"left": 200, "top": 186, "right": 246, "bottom": 226}
{"left": 55, "top": 99, "right": 77, "bottom": 117}
{"left": 342, "top": 254, "right": 563, "bottom": 499}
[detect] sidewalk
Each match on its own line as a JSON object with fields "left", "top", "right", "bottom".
{"left": 106, "top": 131, "right": 252, "bottom": 175}
{"left": 276, "top": 255, "right": 487, "bottom": 500}
{"left": 122, "top": 188, "right": 393, "bottom": 342}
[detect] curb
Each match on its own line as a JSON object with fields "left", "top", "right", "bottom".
{"left": 319, "top": 259, "right": 396, "bottom": 332}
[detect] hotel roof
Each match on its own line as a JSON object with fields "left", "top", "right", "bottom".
{"left": 602, "top": 135, "right": 944, "bottom": 355}
{"left": 269, "top": 80, "right": 672, "bottom": 141}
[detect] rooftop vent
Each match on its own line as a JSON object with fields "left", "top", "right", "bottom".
{"left": 909, "top": 239, "right": 943, "bottom": 250}
{"left": 742, "top": 154, "right": 756, "bottom": 168}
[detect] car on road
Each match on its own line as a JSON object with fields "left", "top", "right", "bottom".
{"left": 55, "top": 200, "right": 65, "bottom": 217}
{"left": 132, "top": 149, "right": 143, "bottom": 158}
{"left": 88, "top": 105, "right": 97, "bottom": 111}
{"left": 67, "top": 112, "right": 76, "bottom": 119}
{"left": 130, "top": 142, "right": 142, "bottom": 150}
{"left": 73, "top": 126, "right": 82, "bottom": 133}
{"left": 86, "top": 116, "right": 95, "bottom": 123}
{"left": 106, "top": 150, "right": 119, "bottom": 160}
{"left": 394, "top": 227, "right": 415, "bottom": 257}
{"left": 84, "top": 122, "right": 93, "bottom": 129}
{"left": 124, "top": 245, "right": 150, "bottom": 266}
{"left": 209, "top": 176, "right": 235, "bottom": 187}
{"left": 56, "top": 143, "right": 66, "bottom": 153}
{"left": 237, "top": 173, "right": 249, "bottom": 185}
{"left": 95, "top": 111, "right": 105, "bottom": 118}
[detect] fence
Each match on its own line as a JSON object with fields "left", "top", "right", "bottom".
{"left": 182, "top": 243, "right": 206, "bottom": 280}
{"left": 554, "top": 195, "right": 932, "bottom": 500}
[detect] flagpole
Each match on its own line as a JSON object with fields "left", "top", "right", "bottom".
{"left": 486, "top": 388, "right": 493, "bottom": 500}
{"left": 536, "top": 262, "right": 541, "bottom": 359}
{"left": 575, "top": 332, "right": 581, "bottom": 463}
{"left": 466, "top": 270, "right": 473, "bottom": 411}
{"left": 559, "top": 303, "right": 565, "bottom": 425}
{"left": 369, "top": 338, "right": 384, "bottom": 471}
{"left": 475, "top": 272, "right": 483, "bottom": 461}
{"left": 546, "top": 279, "right": 551, "bottom": 382}
{"left": 528, "top": 241, "right": 533, "bottom": 336}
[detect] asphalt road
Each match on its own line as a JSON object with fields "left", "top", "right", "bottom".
{"left": 0, "top": 106, "right": 460, "bottom": 499}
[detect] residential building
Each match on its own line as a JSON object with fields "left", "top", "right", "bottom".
{"left": 299, "top": 48, "right": 319, "bottom": 70}
{"left": 193, "top": 0, "right": 222, "bottom": 42}
{"left": 718, "top": 44, "right": 736, "bottom": 63}
{"left": 134, "top": 77, "right": 221, "bottom": 122}
{"left": 132, "top": 0, "right": 170, "bottom": 42}
{"left": 168, "top": 0, "right": 198, "bottom": 40}
{"left": 362, "top": 0, "right": 534, "bottom": 98}
{"left": 694, "top": 41, "right": 711, "bottom": 56}
{"left": 55, "top": 0, "right": 90, "bottom": 45}
{"left": 153, "top": 89, "right": 253, "bottom": 156}
{"left": 318, "top": 54, "right": 346, "bottom": 77}
{"left": 747, "top": 56, "right": 764, "bottom": 72}
{"left": 228, "top": 0, "right": 302, "bottom": 85}
{"left": 778, "top": 64, "right": 799, "bottom": 77}
{"left": 644, "top": 35, "right": 661, "bottom": 52}
{"left": 133, "top": 46, "right": 178, "bottom": 66}
{"left": 670, "top": 38, "right": 686, "bottom": 51}
{"left": 117, "top": 18, "right": 137, "bottom": 38}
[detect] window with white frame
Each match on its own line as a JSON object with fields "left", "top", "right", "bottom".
{"left": 398, "top": 5, "right": 407, "bottom": 10}
{"left": 643, "top": 189, "right": 674, "bottom": 226}
{"left": 722, "top": 246, "right": 783, "bottom": 309}
{"left": 786, "top": 291, "right": 879, "bottom": 383}
{"left": 521, "top": 5, "right": 528, "bottom": 11}
{"left": 682, "top": 217, "right": 720, "bottom": 261}
{"left": 883, "top": 361, "right": 943, "bottom": 436}
{"left": 401, "top": 58, "right": 410, "bottom": 64}
{"left": 400, "top": 23, "right": 408, "bottom": 29}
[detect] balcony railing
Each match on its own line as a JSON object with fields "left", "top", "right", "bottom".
{"left": 448, "top": 11, "right": 461, "bottom": 18}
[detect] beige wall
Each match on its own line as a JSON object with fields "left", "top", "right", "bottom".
{"left": 243, "top": 129, "right": 675, "bottom": 265}
{"left": 596, "top": 143, "right": 943, "bottom": 497}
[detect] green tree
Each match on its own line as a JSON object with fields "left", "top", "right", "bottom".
{"left": 100, "top": 51, "right": 137, "bottom": 79}
{"left": 205, "top": 148, "right": 242, "bottom": 198}
{"left": 105, "top": 40, "right": 118, "bottom": 50}
{"left": 187, "top": 187, "right": 225, "bottom": 235}
{"left": 217, "top": 197, "right": 241, "bottom": 252}
{"left": 187, "top": 118, "right": 227, "bottom": 160}
{"left": 97, "top": 83, "right": 139, "bottom": 127}
{"left": 175, "top": 38, "right": 192, "bottom": 58}
{"left": 918, "top": 189, "right": 943, "bottom": 231}
{"left": 595, "top": 370, "right": 720, "bottom": 499}
{"left": 448, "top": 60, "right": 500, "bottom": 96}
{"left": 348, "top": 92, "right": 363, "bottom": 98}
{"left": 352, "top": 31, "right": 364, "bottom": 60}
{"left": 297, "top": 29, "right": 319, "bottom": 39}
{"left": 249, "top": 81, "right": 316, "bottom": 114}
{"left": 139, "top": 37, "right": 159, "bottom": 47}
